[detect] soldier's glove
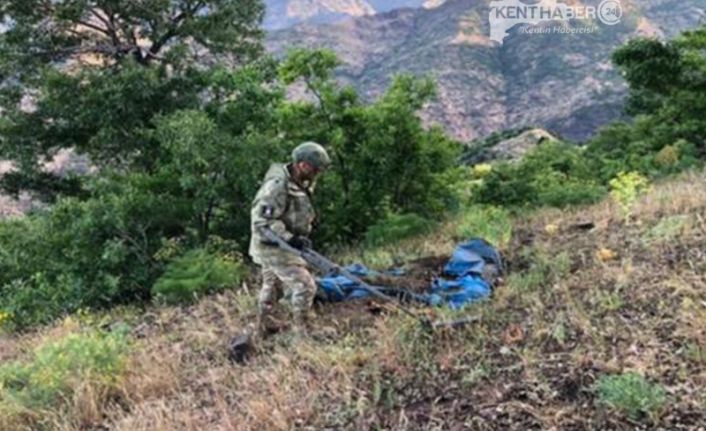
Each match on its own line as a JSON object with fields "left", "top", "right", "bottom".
{"left": 288, "top": 236, "right": 312, "bottom": 250}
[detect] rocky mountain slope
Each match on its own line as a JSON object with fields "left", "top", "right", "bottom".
{"left": 263, "top": 0, "right": 445, "bottom": 29}
{"left": 268, "top": 0, "right": 706, "bottom": 142}
{"left": 463, "top": 127, "right": 559, "bottom": 164}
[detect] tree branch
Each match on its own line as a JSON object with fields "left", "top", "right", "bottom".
{"left": 144, "top": 9, "right": 189, "bottom": 62}
{"left": 87, "top": 7, "right": 123, "bottom": 58}
{"left": 75, "top": 19, "right": 111, "bottom": 37}
{"left": 89, "top": 7, "right": 114, "bottom": 32}
{"left": 30, "top": 42, "right": 137, "bottom": 59}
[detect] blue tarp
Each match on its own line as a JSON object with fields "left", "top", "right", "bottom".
{"left": 316, "top": 239, "right": 502, "bottom": 309}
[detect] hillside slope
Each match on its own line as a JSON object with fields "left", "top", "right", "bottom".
{"left": 2, "top": 170, "right": 705, "bottom": 429}
{"left": 263, "top": 0, "right": 446, "bottom": 29}
{"left": 268, "top": 0, "right": 706, "bottom": 141}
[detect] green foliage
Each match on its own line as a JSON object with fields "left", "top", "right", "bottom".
{"left": 0, "top": 327, "right": 129, "bottom": 421}
{"left": 0, "top": 0, "right": 265, "bottom": 195}
{"left": 609, "top": 171, "right": 650, "bottom": 219}
{"left": 278, "top": 48, "right": 341, "bottom": 85}
{"left": 586, "top": 27, "right": 706, "bottom": 181}
{"left": 153, "top": 95, "right": 284, "bottom": 244}
{"left": 475, "top": 141, "right": 605, "bottom": 208}
{"left": 0, "top": 19, "right": 279, "bottom": 327}
{"left": 643, "top": 214, "right": 691, "bottom": 244}
{"left": 364, "top": 213, "right": 435, "bottom": 247}
{"left": 0, "top": 175, "right": 189, "bottom": 329}
{"left": 456, "top": 205, "right": 512, "bottom": 247}
{"left": 151, "top": 249, "right": 245, "bottom": 305}
{"left": 0, "top": 43, "right": 463, "bottom": 329}
{"left": 596, "top": 372, "right": 667, "bottom": 420}
{"left": 0, "top": 310, "right": 10, "bottom": 330}
{"left": 277, "top": 51, "right": 461, "bottom": 244}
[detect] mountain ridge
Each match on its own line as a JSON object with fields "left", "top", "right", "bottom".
{"left": 263, "top": 0, "right": 445, "bottom": 30}
{"left": 268, "top": 0, "right": 706, "bottom": 142}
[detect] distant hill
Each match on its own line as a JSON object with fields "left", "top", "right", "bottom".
{"left": 268, "top": 0, "right": 706, "bottom": 142}
{"left": 263, "top": 0, "right": 445, "bottom": 30}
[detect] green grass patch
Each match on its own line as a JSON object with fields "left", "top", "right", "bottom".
{"left": 151, "top": 248, "right": 246, "bottom": 305}
{"left": 0, "top": 327, "right": 130, "bottom": 425}
{"left": 456, "top": 205, "right": 512, "bottom": 247}
{"left": 364, "top": 213, "right": 436, "bottom": 247}
{"left": 506, "top": 250, "right": 570, "bottom": 294}
{"left": 595, "top": 372, "right": 667, "bottom": 420}
{"left": 643, "top": 215, "right": 691, "bottom": 244}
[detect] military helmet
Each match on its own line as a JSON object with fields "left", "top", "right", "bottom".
{"left": 292, "top": 142, "right": 331, "bottom": 171}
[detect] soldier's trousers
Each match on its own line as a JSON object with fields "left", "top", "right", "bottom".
{"left": 258, "top": 264, "right": 317, "bottom": 317}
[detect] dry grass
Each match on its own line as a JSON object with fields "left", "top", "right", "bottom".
{"left": 4, "top": 171, "right": 706, "bottom": 430}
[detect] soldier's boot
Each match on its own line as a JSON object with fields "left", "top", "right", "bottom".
{"left": 255, "top": 304, "right": 275, "bottom": 340}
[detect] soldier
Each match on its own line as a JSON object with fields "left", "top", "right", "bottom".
{"left": 249, "top": 142, "right": 331, "bottom": 338}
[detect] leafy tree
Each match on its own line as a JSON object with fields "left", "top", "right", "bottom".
{"left": 276, "top": 49, "right": 461, "bottom": 243}
{"left": 0, "top": 0, "right": 265, "bottom": 197}
{"left": 590, "top": 27, "right": 706, "bottom": 176}
{"left": 0, "top": 172, "right": 190, "bottom": 328}
{"left": 153, "top": 63, "right": 287, "bottom": 245}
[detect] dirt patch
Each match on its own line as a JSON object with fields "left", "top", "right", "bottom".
{"left": 363, "top": 255, "right": 448, "bottom": 294}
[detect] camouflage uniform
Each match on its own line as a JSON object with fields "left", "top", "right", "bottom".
{"left": 249, "top": 163, "right": 318, "bottom": 330}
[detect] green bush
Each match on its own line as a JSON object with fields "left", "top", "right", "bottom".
{"left": 277, "top": 52, "right": 461, "bottom": 244}
{"left": 609, "top": 171, "right": 651, "bottom": 219}
{"left": 474, "top": 141, "right": 605, "bottom": 208}
{"left": 151, "top": 249, "right": 245, "bottom": 305}
{"left": 456, "top": 206, "right": 512, "bottom": 247}
{"left": 533, "top": 171, "right": 605, "bottom": 208}
{"left": 364, "top": 213, "right": 436, "bottom": 247}
{"left": 595, "top": 372, "right": 667, "bottom": 420}
{"left": 0, "top": 174, "right": 189, "bottom": 329}
{"left": 0, "top": 327, "right": 130, "bottom": 425}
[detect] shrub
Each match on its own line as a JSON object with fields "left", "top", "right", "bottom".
{"left": 609, "top": 171, "right": 650, "bottom": 219}
{"left": 474, "top": 141, "right": 605, "bottom": 208}
{"left": 595, "top": 372, "right": 667, "bottom": 420}
{"left": 151, "top": 249, "right": 245, "bottom": 305}
{"left": 472, "top": 163, "right": 493, "bottom": 178}
{"left": 456, "top": 206, "right": 512, "bottom": 247}
{"left": 0, "top": 310, "right": 10, "bottom": 330}
{"left": 0, "top": 326, "right": 130, "bottom": 428}
{"left": 654, "top": 144, "right": 679, "bottom": 168}
{"left": 532, "top": 171, "right": 605, "bottom": 208}
{"left": 0, "top": 175, "right": 189, "bottom": 329}
{"left": 364, "top": 213, "right": 436, "bottom": 247}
